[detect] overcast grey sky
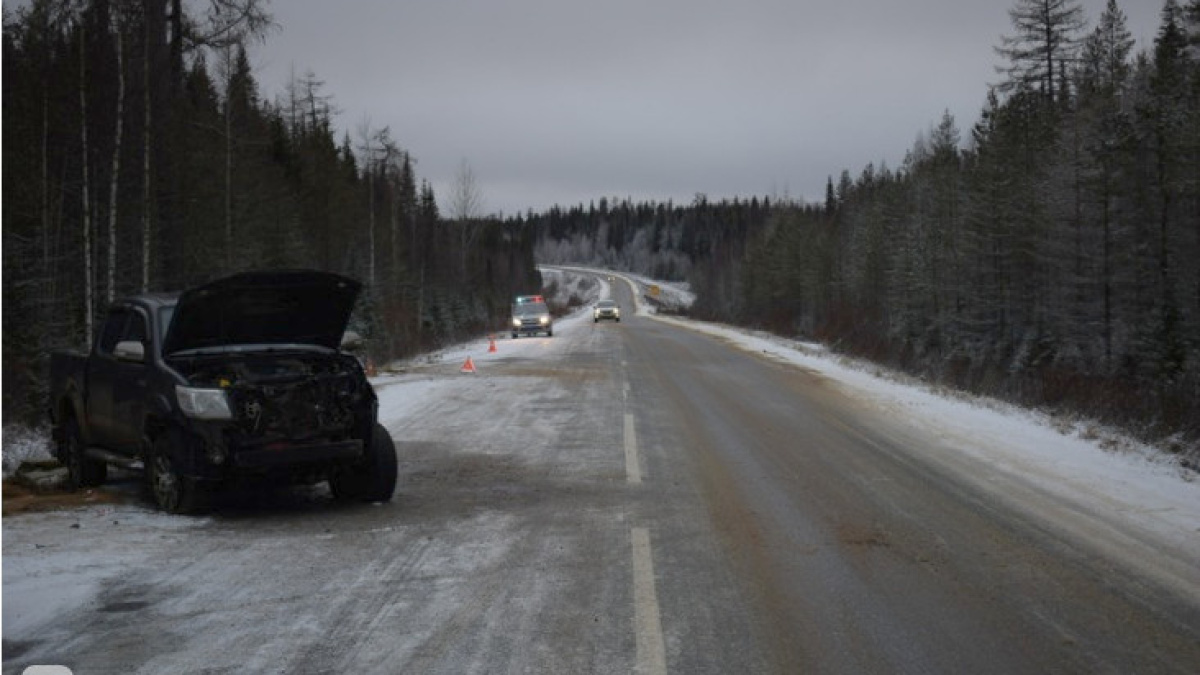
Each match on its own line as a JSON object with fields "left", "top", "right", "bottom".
{"left": 249, "top": 0, "right": 1165, "bottom": 216}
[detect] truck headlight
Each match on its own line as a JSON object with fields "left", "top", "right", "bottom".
{"left": 539, "top": 315, "right": 550, "bottom": 325}
{"left": 176, "top": 385, "right": 233, "bottom": 420}
{"left": 512, "top": 317, "right": 521, "bottom": 327}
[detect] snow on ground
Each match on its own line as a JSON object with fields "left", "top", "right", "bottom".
{"left": 620, "top": 272, "right": 695, "bottom": 315}
{"left": 645, "top": 313, "right": 1199, "bottom": 561}
{"left": 2, "top": 426, "right": 55, "bottom": 479}
{"left": 370, "top": 277, "right": 605, "bottom": 431}
{"left": 539, "top": 266, "right": 608, "bottom": 310}
{"left": 3, "top": 502, "right": 209, "bottom": 635}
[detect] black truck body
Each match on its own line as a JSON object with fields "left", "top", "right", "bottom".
{"left": 48, "top": 270, "right": 396, "bottom": 513}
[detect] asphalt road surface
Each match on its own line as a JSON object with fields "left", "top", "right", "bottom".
{"left": 4, "top": 274, "right": 1199, "bottom": 674}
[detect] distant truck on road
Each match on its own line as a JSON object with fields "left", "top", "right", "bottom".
{"left": 48, "top": 270, "right": 397, "bottom": 513}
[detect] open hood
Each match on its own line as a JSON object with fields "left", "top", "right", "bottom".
{"left": 162, "top": 270, "right": 362, "bottom": 355}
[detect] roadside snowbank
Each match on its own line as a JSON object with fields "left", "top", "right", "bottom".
{"left": 620, "top": 272, "right": 694, "bottom": 315}
{"left": 647, "top": 313, "right": 1199, "bottom": 557}
{"left": 2, "top": 425, "right": 55, "bottom": 479}
{"left": 540, "top": 266, "right": 605, "bottom": 311}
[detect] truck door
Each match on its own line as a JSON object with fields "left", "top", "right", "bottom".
{"left": 86, "top": 309, "right": 132, "bottom": 449}
{"left": 109, "top": 308, "right": 151, "bottom": 454}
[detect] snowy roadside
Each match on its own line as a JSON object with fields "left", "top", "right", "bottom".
{"left": 551, "top": 265, "right": 1199, "bottom": 567}
{"left": 656, "top": 315, "right": 1193, "bottom": 495}
{"left": 539, "top": 266, "right": 608, "bottom": 312}
{"left": 620, "top": 272, "right": 695, "bottom": 314}
{"left": 2, "top": 426, "right": 56, "bottom": 479}
{"left": 541, "top": 264, "right": 694, "bottom": 317}
{"left": 367, "top": 274, "right": 605, "bottom": 428}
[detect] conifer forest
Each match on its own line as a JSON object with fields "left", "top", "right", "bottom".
{"left": 3, "top": 0, "right": 542, "bottom": 425}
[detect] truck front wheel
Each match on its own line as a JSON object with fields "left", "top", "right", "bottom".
{"left": 329, "top": 423, "right": 398, "bottom": 503}
{"left": 147, "top": 436, "right": 203, "bottom": 514}
{"left": 63, "top": 417, "right": 107, "bottom": 490}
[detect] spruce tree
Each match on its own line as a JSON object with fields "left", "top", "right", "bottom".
{"left": 995, "top": 0, "right": 1087, "bottom": 104}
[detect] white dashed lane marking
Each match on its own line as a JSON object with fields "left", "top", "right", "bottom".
{"left": 631, "top": 527, "right": 667, "bottom": 675}
{"left": 624, "top": 413, "right": 641, "bottom": 485}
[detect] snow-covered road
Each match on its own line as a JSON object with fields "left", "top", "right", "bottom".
{"left": 3, "top": 267, "right": 1198, "bottom": 674}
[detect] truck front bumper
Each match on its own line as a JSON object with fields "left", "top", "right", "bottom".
{"left": 233, "top": 439, "right": 363, "bottom": 469}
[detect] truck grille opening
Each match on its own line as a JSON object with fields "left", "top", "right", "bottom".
{"left": 174, "top": 352, "right": 369, "bottom": 442}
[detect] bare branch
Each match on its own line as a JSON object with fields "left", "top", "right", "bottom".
{"left": 184, "top": 0, "right": 276, "bottom": 51}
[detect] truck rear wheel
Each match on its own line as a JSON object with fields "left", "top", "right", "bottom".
{"left": 329, "top": 423, "right": 397, "bottom": 503}
{"left": 63, "top": 417, "right": 107, "bottom": 490}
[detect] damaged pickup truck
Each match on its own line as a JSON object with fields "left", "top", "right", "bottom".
{"left": 48, "top": 269, "right": 396, "bottom": 513}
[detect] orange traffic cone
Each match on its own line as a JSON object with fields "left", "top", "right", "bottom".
{"left": 488, "top": 335, "right": 497, "bottom": 353}
{"left": 460, "top": 356, "right": 477, "bottom": 374}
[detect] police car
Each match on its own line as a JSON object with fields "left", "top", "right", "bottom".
{"left": 511, "top": 295, "right": 553, "bottom": 338}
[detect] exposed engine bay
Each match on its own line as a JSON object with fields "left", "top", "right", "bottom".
{"left": 172, "top": 351, "right": 372, "bottom": 444}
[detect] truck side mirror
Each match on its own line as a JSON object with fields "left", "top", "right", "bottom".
{"left": 114, "top": 340, "right": 145, "bottom": 363}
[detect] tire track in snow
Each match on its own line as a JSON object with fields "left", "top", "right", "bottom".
{"left": 284, "top": 532, "right": 433, "bottom": 673}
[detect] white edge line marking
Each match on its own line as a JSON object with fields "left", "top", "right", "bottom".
{"left": 632, "top": 527, "right": 668, "bottom": 675}
{"left": 625, "top": 413, "right": 641, "bottom": 485}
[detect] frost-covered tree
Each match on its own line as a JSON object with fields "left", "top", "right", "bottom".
{"left": 449, "top": 158, "right": 485, "bottom": 277}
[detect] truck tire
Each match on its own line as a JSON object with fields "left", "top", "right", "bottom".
{"left": 329, "top": 423, "right": 397, "bottom": 503}
{"left": 63, "top": 417, "right": 107, "bottom": 490}
{"left": 147, "top": 435, "right": 203, "bottom": 514}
